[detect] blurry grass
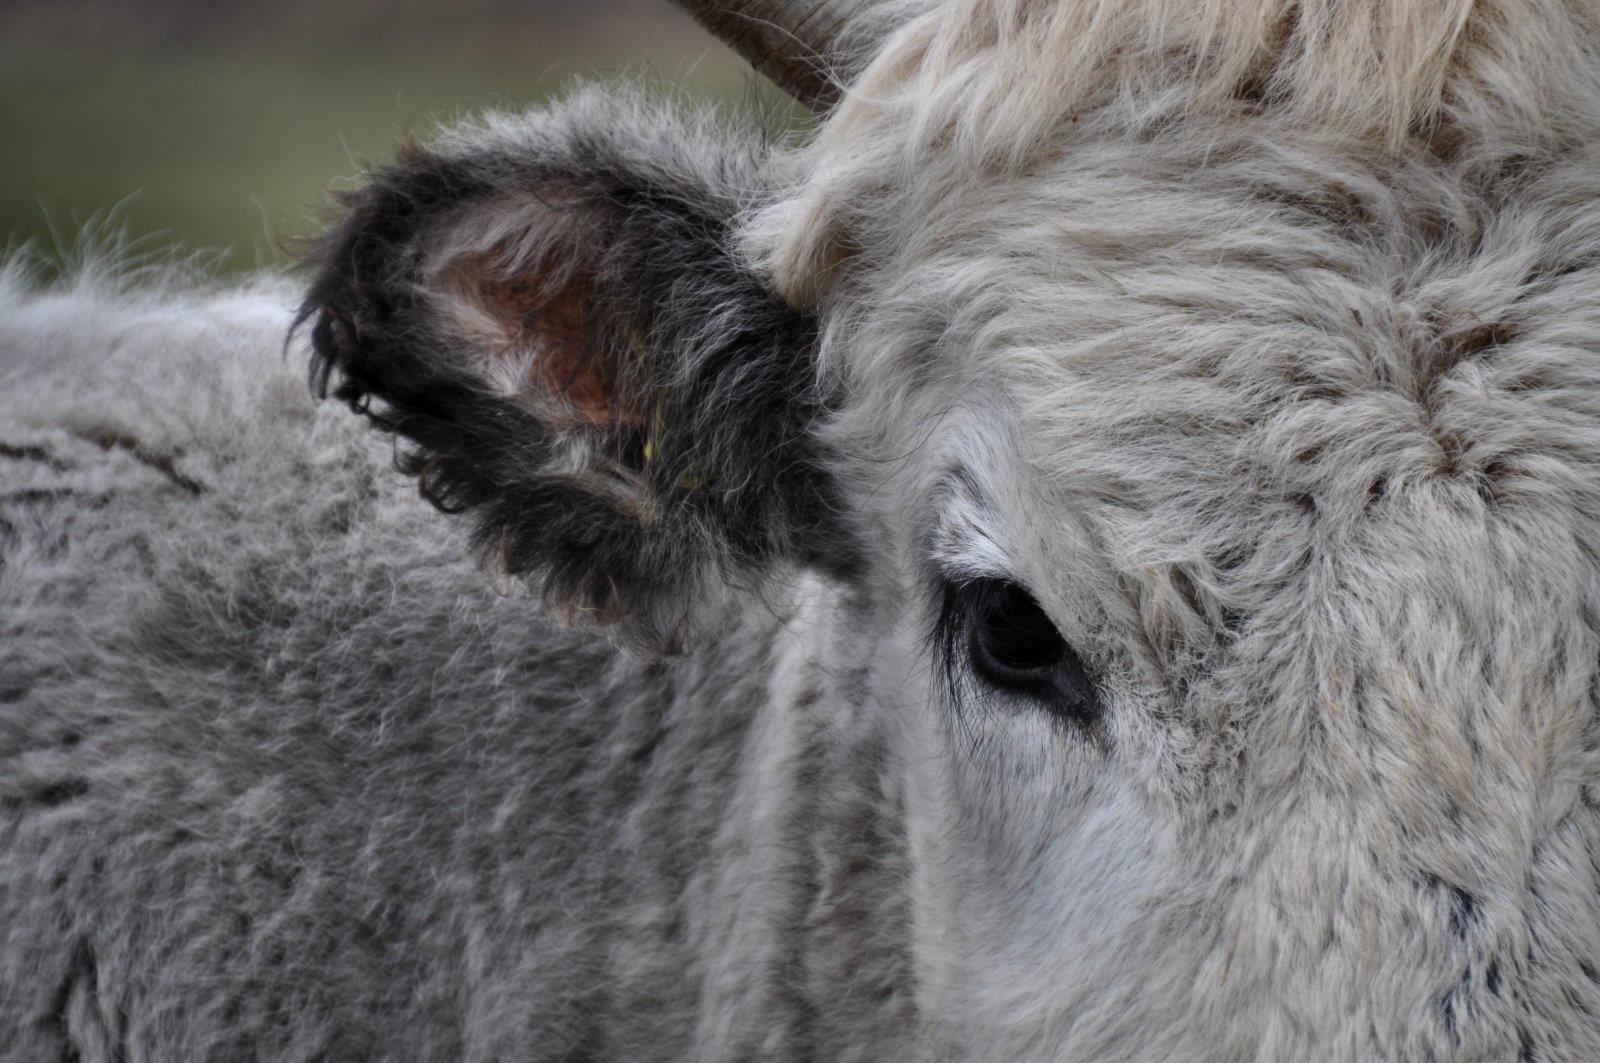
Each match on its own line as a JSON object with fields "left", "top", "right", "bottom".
{"left": 1, "top": 40, "right": 795, "bottom": 276}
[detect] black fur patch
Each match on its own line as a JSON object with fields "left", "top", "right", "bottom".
{"left": 298, "top": 100, "right": 858, "bottom": 648}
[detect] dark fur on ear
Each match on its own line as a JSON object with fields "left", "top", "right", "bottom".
{"left": 297, "top": 90, "right": 856, "bottom": 650}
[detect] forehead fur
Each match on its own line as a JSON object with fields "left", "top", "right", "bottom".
{"left": 745, "top": 0, "right": 1600, "bottom": 687}
{"left": 834, "top": 141, "right": 1600, "bottom": 602}
{"left": 746, "top": 0, "right": 1600, "bottom": 307}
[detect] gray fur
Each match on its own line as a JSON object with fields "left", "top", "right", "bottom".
{"left": 0, "top": 260, "right": 907, "bottom": 1060}
{"left": 7, "top": 0, "right": 1600, "bottom": 1059}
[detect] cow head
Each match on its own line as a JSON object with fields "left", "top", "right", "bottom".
{"left": 303, "top": 0, "right": 1600, "bottom": 1057}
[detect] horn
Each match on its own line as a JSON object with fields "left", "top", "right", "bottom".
{"left": 667, "top": 0, "right": 869, "bottom": 110}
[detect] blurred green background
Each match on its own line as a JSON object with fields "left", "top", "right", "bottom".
{"left": 0, "top": 0, "right": 786, "bottom": 275}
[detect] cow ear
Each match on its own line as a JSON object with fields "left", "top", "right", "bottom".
{"left": 299, "top": 95, "right": 854, "bottom": 651}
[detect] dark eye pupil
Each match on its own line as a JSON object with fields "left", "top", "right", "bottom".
{"left": 944, "top": 577, "right": 1099, "bottom": 724}
{"left": 975, "top": 584, "right": 1064, "bottom": 671}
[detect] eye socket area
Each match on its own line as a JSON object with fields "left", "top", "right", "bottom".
{"left": 939, "top": 576, "right": 1099, "bottom": 724}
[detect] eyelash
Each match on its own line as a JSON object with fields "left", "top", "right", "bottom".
{"left": 934, "top": 576, "right": 1100, "bottom": 727}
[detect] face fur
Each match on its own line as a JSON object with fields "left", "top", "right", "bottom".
{"left": 755, "top": 71, "right": 1600, "bottom": 1058}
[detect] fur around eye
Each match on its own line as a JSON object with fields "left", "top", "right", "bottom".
{"left": 937, "top": 577, "right": 1099, "bottom": 725}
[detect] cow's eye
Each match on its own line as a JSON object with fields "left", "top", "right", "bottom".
{"left": 940, "top": 578, "right": 1098, "bottom": 723}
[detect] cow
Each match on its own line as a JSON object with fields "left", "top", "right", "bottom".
{"left": 5, "top": 0, "right": 1600, "bottom": 1058}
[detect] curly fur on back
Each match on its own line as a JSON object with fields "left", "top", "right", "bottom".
{"left": 0, "top": 253, "right": 907, "bottom": 1059}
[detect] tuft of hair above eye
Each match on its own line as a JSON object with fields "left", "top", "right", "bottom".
{"left": 937, "top": 577, "right": 1099, "bottom": 726}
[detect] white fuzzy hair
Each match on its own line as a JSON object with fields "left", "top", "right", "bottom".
{"left": 728, "top": 0, "right": 1600, "bottom": 1057}
{"left": 751, "top": 0, "right": 1600, "bottom": 306}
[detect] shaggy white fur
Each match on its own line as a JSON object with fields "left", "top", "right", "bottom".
{"left": 738, "top": 1, "right": 1600, "bottom": 1056}
{"left": 6, "top": 0, "right": 1600, "bottom": 1059}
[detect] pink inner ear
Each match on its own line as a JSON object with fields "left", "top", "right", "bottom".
{"left": 447, "top": 250, "right": 636, "bottom": 428}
